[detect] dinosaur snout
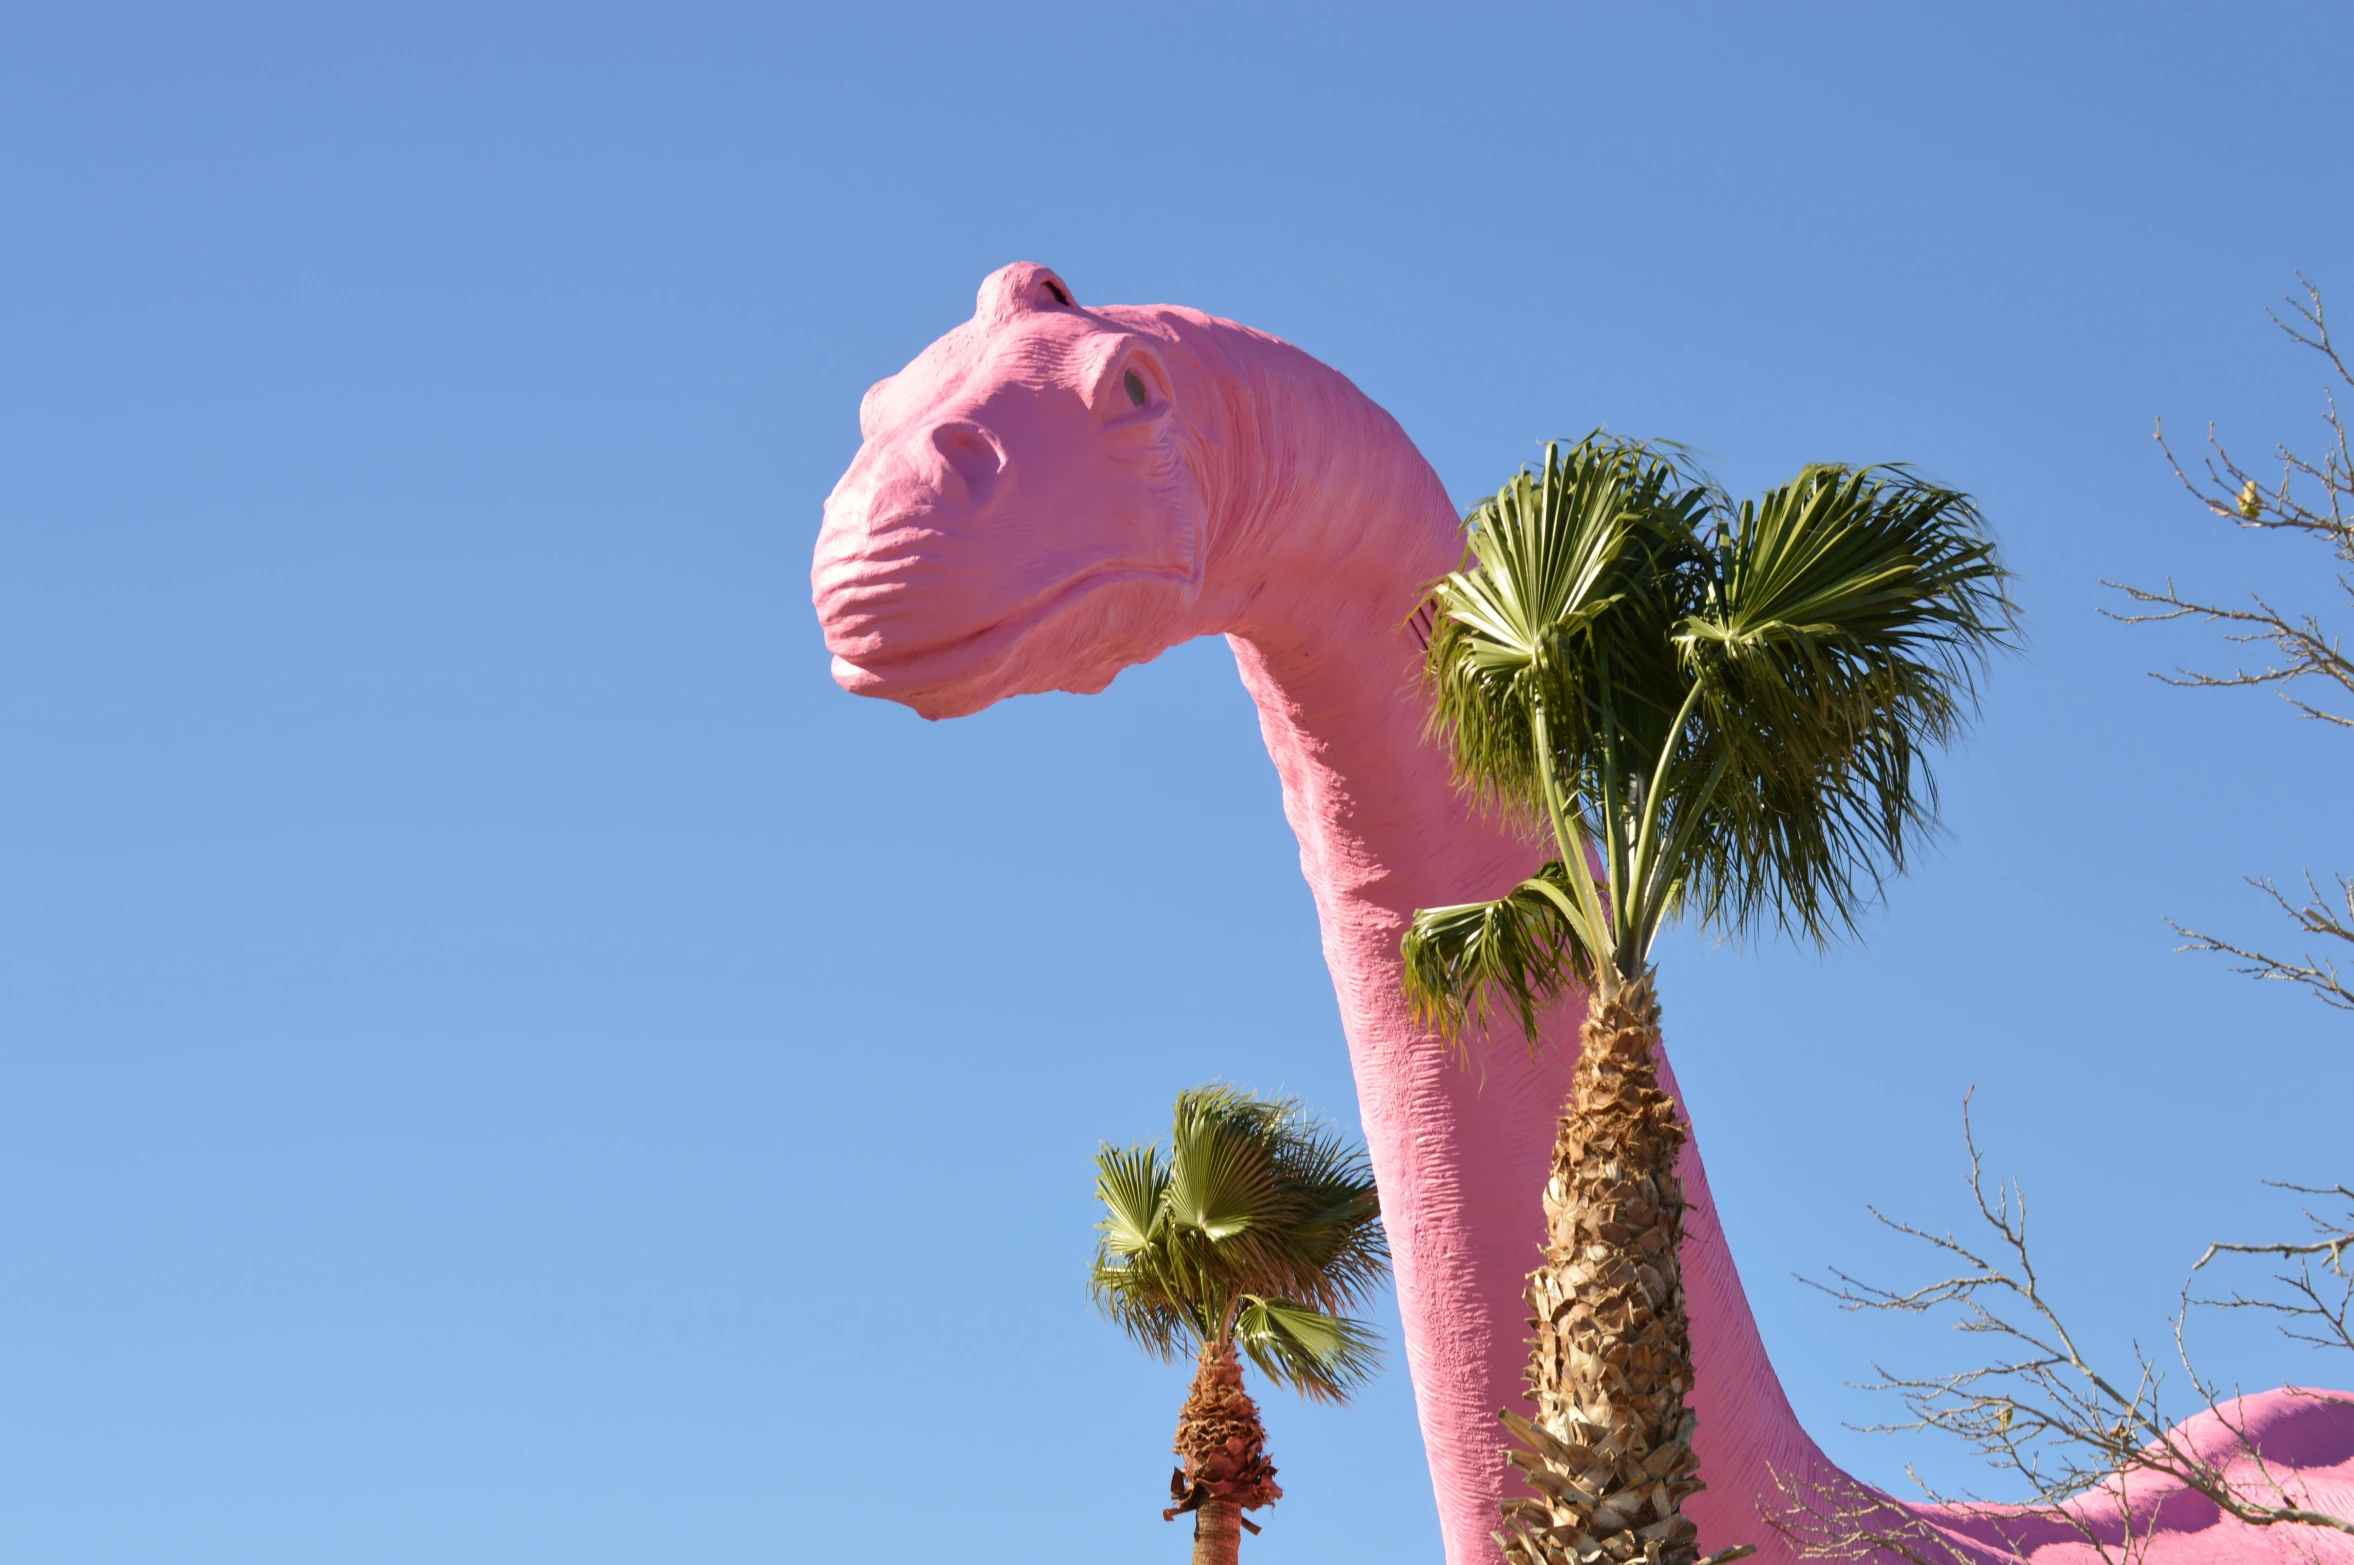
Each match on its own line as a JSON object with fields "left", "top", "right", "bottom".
{"left": 809, "top": 492, "right": 948, "bottom": 662}
{"left": 810, "top": 432, "right": 1012, "bottom": 686}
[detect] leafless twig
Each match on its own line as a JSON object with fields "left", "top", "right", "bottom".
{"left": 1775, "top": 1098, "right": 2354, "bottom": 1564}
{"left": 1765, "top": 1462, "right": 1990, "bottom": 1565}
{"left": 2169, "top": 874, "right": 2354, "bottom": 1013}
{"left": 2105, "top": 275, "right": 2354, "bottom": 1011}
{"left": 2196, "top": 1183, "right": 2354, "bottom": 1357}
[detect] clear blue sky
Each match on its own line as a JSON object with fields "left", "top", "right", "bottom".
{"left": 3, "top": 6, "right": 2348, "bottom": 1562}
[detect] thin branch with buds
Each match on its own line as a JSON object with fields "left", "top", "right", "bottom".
{"left": 2168, "top": 874, "right": 2354, "bottom": 1014}
{"left": 2196, "top": 1184, "right": 2354, "bottom": 1358}
{"left": 1772, "top": 1097, "right": 2353, "bottom": 1565}
{"left": 2104, "top": 275, "right": 2354, "bottom": 1011}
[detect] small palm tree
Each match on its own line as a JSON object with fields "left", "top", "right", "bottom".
{"left": 1401, "top": 436, "right": 2016, "bottom": 1565}
{"left": 1091, "top": 1085, "right": 1390, "bottom": 1565}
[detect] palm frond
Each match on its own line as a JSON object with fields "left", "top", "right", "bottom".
{"left": 1088, "top": 1253, "right": 1199, "bottom": 1362}
{"left": 1234, "top": 1296, "right": 1384, "bottom": 1403}
{"left": 1679, "top": 465, "right": 2019, "bottom": 944}
{"left": 1262, "top": 1126, "right": 1389, "bottom": 1315}
{"left": 1408, "top": 437, "right": 2017, "bottom": 1030}
{"left": 1424, "top": 438, "right": 1700, "bottom": 823}
{"left": 1090, "top": 1140, "right": 1197, "bottom": 1358}
{"left": 1089, "top": 1085, "right": 1390, "bottom": 1402}
{"left": 1092, "top": 1142, "right": 1168, "bottom": 1256}
{"left": 1400, "top": 859, "right": 1597, "bottom": 1042}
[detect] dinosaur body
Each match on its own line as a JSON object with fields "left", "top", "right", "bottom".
{"left": 811, "top": 262, "right": 2354, "bottom": 1565}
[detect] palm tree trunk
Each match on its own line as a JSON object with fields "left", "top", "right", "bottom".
{"left": 1497, "top": 973, "right": 1723, "bottom": 1565}
{"left": 1166, "top": 1337, "right": 1281, "bottom": 1565}
{"left": 1191, "top": 1497, "right": 1245, "bottom": 1565}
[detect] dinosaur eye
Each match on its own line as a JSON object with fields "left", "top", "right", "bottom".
{"left": 1123, "top": 369, "right": 1148, "bottom": 407}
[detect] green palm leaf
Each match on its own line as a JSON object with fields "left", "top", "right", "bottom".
{"left": 1401, "top": 860, "right": 1595, "bottom": 1043}
{"left": 1093, "top": 1143, "right": 1168, "bottom": 1256}
{"left": 1413, "top": 435, "right": 2017, "bottom": 1028}
{"left": 1234, "top": 1296, "right": 1384, "bottom": 1403}
{"left": 1089, "top": 1085, "right": 1389, "bottom": 1392}
{"left": 1166, "top": 1092, "right": 1284, "bottom": 1243}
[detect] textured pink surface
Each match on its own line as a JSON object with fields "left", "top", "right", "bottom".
{"left": 812, "top": 263, "right": 2354, "bottom": 1565}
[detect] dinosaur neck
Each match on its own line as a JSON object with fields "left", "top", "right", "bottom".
{"left": 1172, "top": 316, "right": 1823, "bottom": 1564}
{"left": 1180, "top": 320, "right": 1534, "bottom": 928}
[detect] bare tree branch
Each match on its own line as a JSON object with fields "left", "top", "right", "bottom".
{"left": 1774, "top": 1099, "right": 2354, "bottom": 1563}
{"left": 1765, "top": 1463, "right": 1996, "bottom": 1565}
{"left": 2169, "top": 873, "right": 2354, "bottom": 1012}
{"left": 2195, "top": 1183, "right": 2354, "bottom": 1358}
{"left": 2105, "top": 275, "right": 2354, "bottom": 1009}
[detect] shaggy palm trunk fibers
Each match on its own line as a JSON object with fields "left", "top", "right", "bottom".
{"left": 1498, "top": 976, "right": 1744, "bottom": 1565}
{"left": 1165, "top": 1338, "right": 1282, "bottom": 1565}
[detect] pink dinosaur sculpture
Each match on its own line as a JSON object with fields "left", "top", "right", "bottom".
{"left": 811, "top": 262, "right": 2354, "bottom": 1565}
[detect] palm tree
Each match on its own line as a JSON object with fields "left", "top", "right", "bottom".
{"left": 1400, "top": 436, "right": 2016, "bottom": 1565}
{"left": 1090, "top": 1085, "right": 1390, "bottom": 1565}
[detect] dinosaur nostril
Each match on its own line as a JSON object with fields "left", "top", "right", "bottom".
{"left": 928, "top": 420, "right": 1006, "bottom": 502}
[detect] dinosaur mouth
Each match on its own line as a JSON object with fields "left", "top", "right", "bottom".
{"left": 827, "top": 560, "right": 1188, "bottom": 717}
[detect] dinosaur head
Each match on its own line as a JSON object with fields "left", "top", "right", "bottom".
{"left": 813, "top": 262, "right": 1210, "bottom": 720}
